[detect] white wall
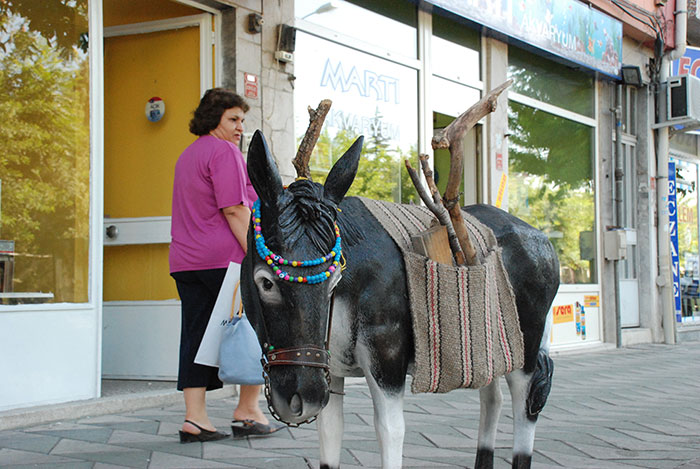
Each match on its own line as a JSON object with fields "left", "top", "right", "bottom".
{"left": 0, "top": 309, "right": 99, "bottom": 411}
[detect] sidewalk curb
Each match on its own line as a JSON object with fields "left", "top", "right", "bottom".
{"left": 0, "top": 385, "right": 236, "bottom": 431}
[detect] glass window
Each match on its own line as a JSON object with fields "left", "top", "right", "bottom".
{"left": 672, "top": 158, "right": 699, "bottom": 317}
{"left": 508, "top": 102, "right": 595, "bottom": 284}
{"left": 295, "top": 0, "right": 417, "bottom": 59}
{"left": 294, "top": 31, "right": 419, "bottom": 203}
{"left": 431, "top": 13, "right": 480, "bottom": 84}
{"left": 0, "top": 1, "right": 90, "bottom": 304}
{"left": 508, "top": 46, "right": 594, "bottom": 117}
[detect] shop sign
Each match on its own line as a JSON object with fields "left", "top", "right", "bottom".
{"left": 552, "top": 304, "right": 573, "bottom": 324}
{"left": 672, "top": 46, "right": 700, "bottom": 78}
{"left": 424, "top": 0, "right": 622, "bottom": 78}
{"left": 669, "top": 161, "right": 682, "bottom": 322}
{"left": 244, "top": 73, "right": 258, "bottom": 99}
{"left": 584, "top": 295, "right": 598, "bottom": 307}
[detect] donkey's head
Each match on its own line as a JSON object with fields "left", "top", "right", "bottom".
{"left": 241, "top": 130, "right": 363, "bottom": 425}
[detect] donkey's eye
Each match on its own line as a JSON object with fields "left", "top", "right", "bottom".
{"left": 262, "top": 278, "right": 274, "bottom": 291}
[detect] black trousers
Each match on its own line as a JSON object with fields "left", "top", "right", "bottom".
{"left": 171, "top": 268, "right": 227, "bottom": 391}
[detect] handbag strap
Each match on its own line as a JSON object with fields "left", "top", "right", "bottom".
{"left": 229, "top": 280, "right": 244, "bottom": 321}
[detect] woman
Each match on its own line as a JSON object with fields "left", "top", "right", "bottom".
{"left": 169, "top": 88, "right": 283, "bottom": 442}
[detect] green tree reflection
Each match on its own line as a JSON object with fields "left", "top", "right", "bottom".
{"left": 508, "top": 101, "right": 595, "bottom": 284}
{"left": 303, "top": 109, "right": 419, "bottom": 204}
{"left": 0, "top": 2, "right": 89, "bottom": 302}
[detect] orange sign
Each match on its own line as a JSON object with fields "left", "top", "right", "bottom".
{"left": 553, "top": 304, "right": 574, "bottom": 324}
{"left": 584, "top": 295, "right": 599, "bottom": 307}
{"left": 495, "top": 173, "right": 507, "bottom": 208}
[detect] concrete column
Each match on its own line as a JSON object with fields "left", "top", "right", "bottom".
{"left": 482, "top": 37, "right": 509, "bottom": 208}
{"left": 598, "top": 81, "right": 617, "bottom": 345}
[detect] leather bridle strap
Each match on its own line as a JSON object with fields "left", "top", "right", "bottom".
{"left": 264, "top": 345, "right": 330, "bottom": 369}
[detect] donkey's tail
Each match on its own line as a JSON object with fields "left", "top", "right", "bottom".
{"left": 526, "top": 349, "right": 554, "bottom": 418}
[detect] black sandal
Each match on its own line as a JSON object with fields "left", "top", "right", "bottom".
{"left": 231, "top": 419, "right": 285, "bottom": 438}
{"left": 179, "top": 419, "right": 230, "bottom": 443}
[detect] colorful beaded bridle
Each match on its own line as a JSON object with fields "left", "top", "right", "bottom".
{"left": 251, "top": 198, "right": 341, "bottom": 426}
{"left": 252, "top": 199, "right": 342, "bottom": 284}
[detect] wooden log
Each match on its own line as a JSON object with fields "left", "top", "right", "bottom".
{"left": 411, "top": 225, "right": 454, "bottom": 265}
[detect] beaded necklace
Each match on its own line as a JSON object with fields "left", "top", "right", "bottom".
{"left": 252, "top": 199, "right": 342, "bottom": 284}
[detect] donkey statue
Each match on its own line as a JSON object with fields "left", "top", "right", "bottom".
{"left": 241, "top": 130, "right": 560, "bottom": 469}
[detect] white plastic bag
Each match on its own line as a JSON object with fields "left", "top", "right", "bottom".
{"left": 194, "top": 261, "right": 242, "bottom": 367}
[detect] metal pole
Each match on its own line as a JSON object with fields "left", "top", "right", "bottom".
{"left": 614, "top": 84, "right": 623, "bottom": 348}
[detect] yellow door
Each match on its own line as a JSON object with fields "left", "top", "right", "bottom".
{"left": 103, "top": 14, "right": 212, "bottom": 379}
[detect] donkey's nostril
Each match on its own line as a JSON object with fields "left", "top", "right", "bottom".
{"left": 289, "top": 393, "right": 303, "bottom": 415}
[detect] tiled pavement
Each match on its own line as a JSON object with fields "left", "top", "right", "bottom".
{"left": 1, "top": 341, "right": 700, "bottom": 468}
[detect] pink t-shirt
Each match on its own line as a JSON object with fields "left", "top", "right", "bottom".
{"left": 169, "top": 135, "right": 257, "bottom": 273}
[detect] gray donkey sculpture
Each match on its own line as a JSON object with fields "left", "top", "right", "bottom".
{"left": 241, "top": 129, "right": 560, "bottom": 469}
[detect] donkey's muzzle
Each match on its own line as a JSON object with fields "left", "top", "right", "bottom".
{"left": 263, "top": 344, "right": 331, "bottom": 426}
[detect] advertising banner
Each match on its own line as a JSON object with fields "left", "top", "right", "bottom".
{"left": 672, "top": 46, "right": 700, "bottom": 78}
{"left": 425, "top": 0, "right": 622, "bottom": 77}
{"left": 669, "top": 161, "right": 682, "bottom": 321}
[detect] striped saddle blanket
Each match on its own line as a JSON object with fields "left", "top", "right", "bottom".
{"left": 358, "top": 197, "right": 524, "bottom": 393}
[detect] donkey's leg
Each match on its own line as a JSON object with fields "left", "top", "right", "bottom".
{"left": 365, "top": 372, "right": 405, "bottom": 469}
{"left": 318, "top": 375, "right": 346, "bottom": 469}
{"left": 505, "top": 349, "right": 554, "bottom": 469}
{"left": 475, "top": 378, "right": 504, "bottom": 469}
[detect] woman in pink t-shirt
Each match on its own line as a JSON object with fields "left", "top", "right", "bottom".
{"left": 170, "top": 89, "right": 283, "bottom": 442}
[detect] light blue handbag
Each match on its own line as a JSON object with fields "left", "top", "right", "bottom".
{"left": 217, "top": 282, "right": 265, "bottom": 385}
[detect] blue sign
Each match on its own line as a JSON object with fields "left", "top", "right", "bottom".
{"left": 425, "top": 0, "right": 623, "bottom": 78}
{"left": 672, "top": 46, "right": 700, "bottom": 78}
{"left": 668, "top": 162, "right": 682, "bottom": 322}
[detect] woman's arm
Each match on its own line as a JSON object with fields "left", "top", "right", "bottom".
{"left": 222, "top": 204, "right": 252, "bottom": 253}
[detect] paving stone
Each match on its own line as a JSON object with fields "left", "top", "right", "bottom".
{"left": 29, "top": 427, "right": 114, "bottom": 444}
{"left": 0, "top": 448, "right": 81, "bottom": 465}
{"left": 2, "top": 462, "right": 93, "bottom": 469}
{"left": 0, "top": 431, "right": 59, "bottom": 453}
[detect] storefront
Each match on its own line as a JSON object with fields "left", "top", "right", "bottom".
{"left": 670, "top": 47, "right": 700, "bottom": 326}
{"left": 0, "top": 0, "right": 296, "bottom": 411}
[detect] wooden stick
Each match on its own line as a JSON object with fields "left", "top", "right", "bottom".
{"left": 431, "top": 79, "right": 513, "bottom": 265}
{"left": 292, "top": 99, "right": 332, "bottom": 180}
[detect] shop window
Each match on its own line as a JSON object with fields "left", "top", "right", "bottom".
{"left": 0, "top": 1, "right": 90, "bottom": 304}
{"left": 293, "top": 31, "right": 419, "bottom": 203}
{"left": 296, "top": 0, "right": 417, "bottom": 59}
{"left": 672, "top": 158, "right": 700, "bottom": 319}
{"left": 508, "top": 102, "right": 595, "bottom": 284}
{"left": 431, "top": 13, "right": 480, "bottom": 84}
{"left": 508, "top": 46, "right": 594, "bottom": 118}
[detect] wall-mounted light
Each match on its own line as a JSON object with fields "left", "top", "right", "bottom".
{"left": 247, "top": 13, "right": 264, "bottom": 34}
{"left": 621, "top": 65, "right": 643, "bottom": 87}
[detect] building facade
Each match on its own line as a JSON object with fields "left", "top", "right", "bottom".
{"left": 0, "top": 0, "right": 688, "bottom": 412}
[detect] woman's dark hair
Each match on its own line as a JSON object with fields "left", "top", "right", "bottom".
{"left": 189, "top": 88, "right": 250, "bottom": 136}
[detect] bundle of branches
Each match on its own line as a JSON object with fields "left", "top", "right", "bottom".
{"left": 405, "top": 80, "right": 512, "bottom": 266}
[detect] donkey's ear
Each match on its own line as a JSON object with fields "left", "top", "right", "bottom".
{"left": 324, "top": 135, "right": 363, "bottom": 205}
{"left": 247, "top": 130, "right": 284, "bottom": 204}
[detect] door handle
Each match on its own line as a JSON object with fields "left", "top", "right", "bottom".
{"left": 106, "top": 225, "right": 119, "bottom": 240}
